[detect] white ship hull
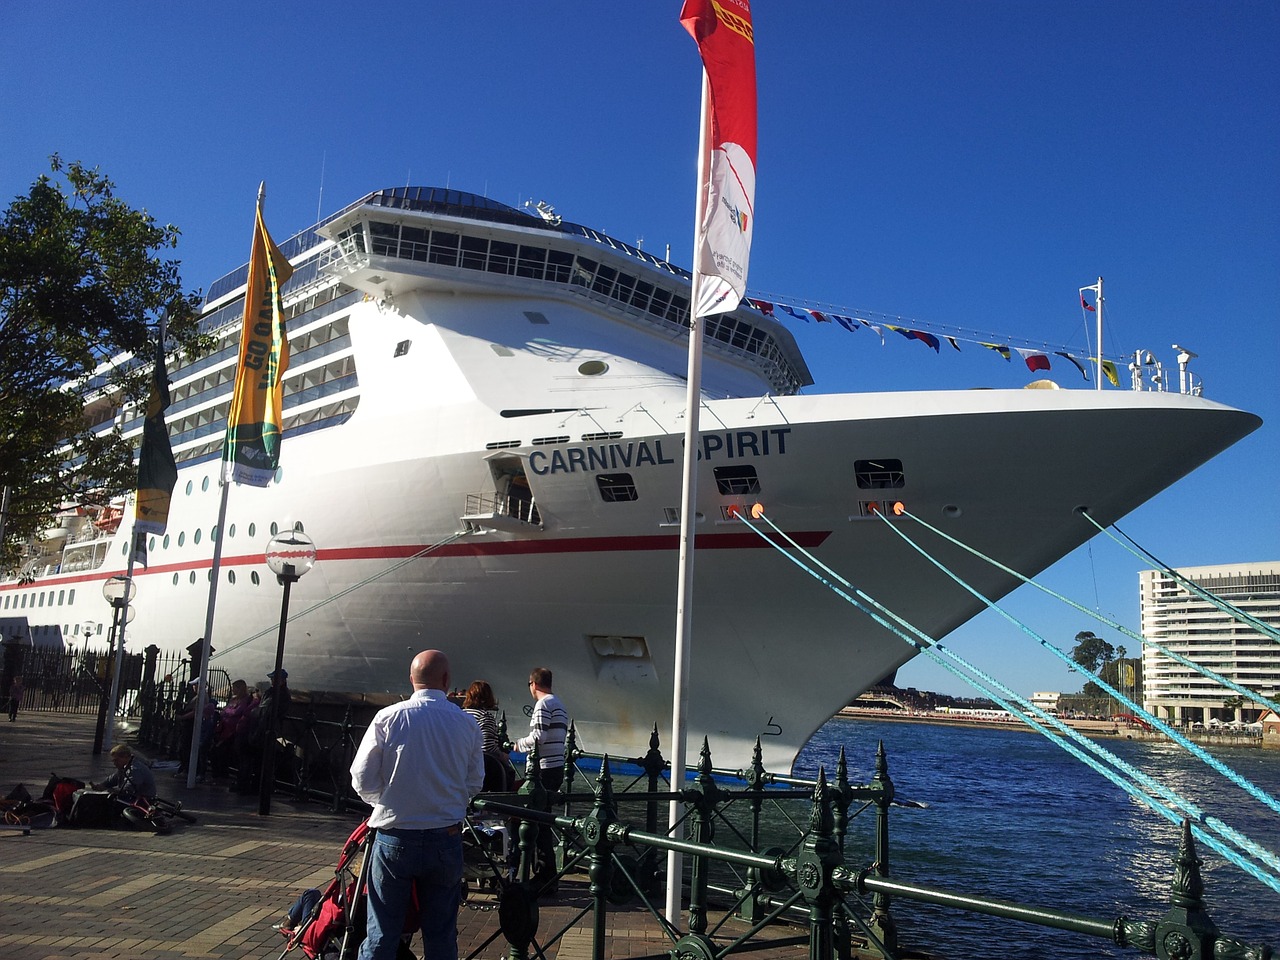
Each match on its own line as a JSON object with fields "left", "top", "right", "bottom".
{"left": 1, "top": 188, "right": 1260, "bottom": 771}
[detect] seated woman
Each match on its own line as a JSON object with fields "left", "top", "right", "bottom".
{"left": 462, "top": 680, "right": 517, "bottom": 791}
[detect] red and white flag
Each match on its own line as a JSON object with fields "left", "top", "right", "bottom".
{"left": 681, "top": 0, "right": 757, "bottom": 317}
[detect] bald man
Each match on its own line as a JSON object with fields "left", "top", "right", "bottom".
{"left": 351, "top": 650, "right": 484, "bottom": 960}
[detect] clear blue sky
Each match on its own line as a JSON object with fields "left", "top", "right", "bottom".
{"left": 4, "top": 2, "right": 1277, "bottom": 698}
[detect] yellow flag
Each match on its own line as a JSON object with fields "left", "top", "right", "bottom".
{"left": 223, "top": 201, "right": 294, "bottom": 486}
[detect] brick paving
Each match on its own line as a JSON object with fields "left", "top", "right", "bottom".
{"left": 0, "top": 712, "right": 788, "bottom": 960}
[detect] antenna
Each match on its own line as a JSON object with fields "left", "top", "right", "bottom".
{"left": 316, "top": 151, "right": 326, "bottom": 223}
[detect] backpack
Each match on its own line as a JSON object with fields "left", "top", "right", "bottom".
{"left": 42, "top": 775, "right": 85, "bottom": 826}
{"left": 68, "top": 789, "right": 117, "bottom": 829}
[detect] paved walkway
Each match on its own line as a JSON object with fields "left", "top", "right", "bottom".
{"left": 0, "top": 712, "right": 681, "bottom": 960}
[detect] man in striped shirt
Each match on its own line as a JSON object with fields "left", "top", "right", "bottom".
{"left": 514, "top": 666, "right": 569, "bottom": 893}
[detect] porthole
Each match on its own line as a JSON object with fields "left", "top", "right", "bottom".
{"left": 68, "top": 588, "right": 75, "bottom": 604}
{"left": 178, "top": 532, "right": 185, "bottom": 547}
{"left": 228, "top": 523, "right": 236, "bottom": 538}
{"left": 248, "top": 523, "right": 256, "bottom": 538}
{"left": 270, "top": 521, "right": 279, "bottom": 536}
{"left": 122, "top": 542, "right": 128, "bottom": 556}
{"left": 163, "top": 534, "right": 171, "bottom": 549}
{"left": 185, "top": 480, "right": 193, "bottom": 495}
{"left": 150, "top": 536, "right": 157, "bottom": 551}
{"left": 228, "top": 570, "right": 237, "bottom": 585}
{"left": 942, "top": 504, "right": 962, "bottom": 519}
{"left": 251, "top": 571, "right": 261, "bottom": 586}
{"left": 194, "top": 529, "right": 202, "bottom": 544}
{"left": 578, "top": 359, "right": 609, "bottom": 376}
{"left": 172, "top": 573, "right": 179, "bottom": 585}
{"left": 294, "top": 521, "right": 304, "bottom": 533}
{"left": 201, "top": 476, "right": 210, "bottom": 492}
{"left": 189, "top": 571, "right": 197, "bottom": 584}
{"left": 211, "top": 525, "right": 218, "bottom": 542}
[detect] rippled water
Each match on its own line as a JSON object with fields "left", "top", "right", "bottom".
{"left": 794, "top": 717, "right": 1280, "bottom": 958}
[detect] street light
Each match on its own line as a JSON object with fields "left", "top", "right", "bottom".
{"left": 259, "top": 529, "right": 317, "bottom": 815}
{"left": 94, "top": 576, "right": 136, "bottom": 755}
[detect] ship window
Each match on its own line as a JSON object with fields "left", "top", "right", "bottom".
{"left": 592, "top": 264, "right": 617, "bottom": 297}
{"left": 150, "top": 536, "right": 156, "bottom": 551}
{"left": 58, "top": 590, "right": 65, "bottom": 605}
{"left": 248, "top": 523, "right": 256, "bottom": 538}
{"left": 428, "top": 230, "right": 459, "bottom": 266}
{"left": 251, "top": 571, "right": 261, "bottom": 586}
{"left": 488, "top": 240, "right": 517, "bottom": 275}
{"left": 194, "top": 529, "right": 202, "bottom": 545}
{"left": 571, "top": 257, "right": 596, "bottom": 287}
{"left": 173, "top": 573, "right": 179, "bottom": 585}
{"left": 460, "top": 235, "right": 488, "bottom": 271}
{"left": 270, "top": 522, "right": 279, "bottom": 536}
{"left": 228, "top": 570, "right": 236, "bottom": 585}
{"left": 38, "top": 592, "right": 45, "bottom": 607}
{"left": 854, "top": 459, "right": 905, "bottom": 489}
{"left": 163, "top": 535, "right": 170, "bottom": 549}
{"left": 178, "top": 532, "right": 185, "bottom": 547}
{"left": 189, "top": 572, "right": 197, "bottom": 584}
{"left": 578, "top": 360, "right": 608, "bottom": 376}
{"left": 517, "top": 245, "right": 546, "bottom": 279}
{"left": 401, "top": 225, "right": 429, "bottom": 260}
{"left": 631, "top": 280, "right": 653, "bottom": 311}
{"left": 546, "top": 249, "right": 573, "bottom": 283}
{"left": 294, "top": 521, "right": 305, "bottom": 532}
{"left": 714, "top": 465, "right": 760, "bottom": 495}
{"left": 229, "top": 524, "right": 236, "bottom": 538}
{"left": 68, "top": 589, "right": 75, "bottom": 604}
{"left": 185, "top": 480, "right": 193, "bottom": 495}
{"left": 596, "top": 473, "right": 638, "bottom": 503}
{"left": 523, "top": 311, "right": 549, "bottom": 325}
{"left": 201, "top": 476, "right": 210, "bottom": 492}
{"left": 648, "top": 287, "right": 671, "bottom": 318}
{"left": 394, "top": 339, "right": 411, "bottom": 357}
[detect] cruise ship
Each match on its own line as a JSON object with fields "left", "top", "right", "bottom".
{"left": 0, "top": 187, "right": 1261, "bottom": 770}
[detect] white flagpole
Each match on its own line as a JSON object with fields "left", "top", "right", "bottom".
{"left": 185, "top": 184, "right": 265, "bottom": 787}
{"left": 1094, "top": 276, "right": 1104, "bottom": 391}
{"left": 666, "top": 70, "right": 713, "bottom": 926}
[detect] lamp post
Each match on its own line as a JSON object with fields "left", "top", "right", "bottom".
{"left": 259, "top": 529, "right": 316, "bottom": 815}
{"left": 94, "top": 576, "right": 135, "bottom": 755}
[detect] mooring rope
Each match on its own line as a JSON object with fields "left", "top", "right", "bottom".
{"left": 734, "top": 508, "right": 1280, "bottom": 892}
{"left": 863, "top": 507, "right": 1280, "bottom": 821}
{"left": 210, "top": 531, "right": 471, "bottom": 661}
{"left": 1079, "top": 511, "right": 1280, "bottom": 644}
{"left": 888, "top": 505, "right": 1280, "bottom": 718}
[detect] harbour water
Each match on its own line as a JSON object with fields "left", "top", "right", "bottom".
{"left": 795, "top": 716, "right": 1280, "bottom": 957}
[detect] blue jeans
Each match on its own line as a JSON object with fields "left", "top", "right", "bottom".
{"left": 360, "top": 826, "right": 464, "bottom": 960}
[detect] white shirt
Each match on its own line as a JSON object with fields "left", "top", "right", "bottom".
{"left": 350, "top": 689, "right": 484, "bottom": 829}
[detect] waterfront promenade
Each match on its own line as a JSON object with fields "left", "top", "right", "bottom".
{"left": 0, "top": 712, "right": 681, "bottom": 960}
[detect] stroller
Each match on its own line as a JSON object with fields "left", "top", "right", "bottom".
{"left": 277, "top": 817, "right": 509, "bottom": 960}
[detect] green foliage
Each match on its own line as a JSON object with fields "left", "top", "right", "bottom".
{"left": 0, "top": 156, "right": 211, "bottom": 574}
{"left": 1070, "top": 630, "right": 1116, "bottom": 698}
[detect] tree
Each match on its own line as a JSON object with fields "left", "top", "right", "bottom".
{"left": 1070, "top": 630, "right": 1117, "bottom": 699}
{"left": 0, "top": 157, "right": 210, "bottom": 575}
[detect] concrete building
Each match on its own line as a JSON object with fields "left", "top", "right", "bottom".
{"left": 1140, "top": 562, "right": 1280, "bottom": 725}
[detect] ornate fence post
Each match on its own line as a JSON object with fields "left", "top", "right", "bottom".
{"left": 868, "top": 741, "right": 897, "bottom": 956}
{"left": 738, "top": 737, "right": 769, "bottom": 924}
{"left": 795, "top": 768, "right": 841, "bottom": 960}
{"left": 687, "top": 738, "right": 722, "bottom": 935}
{"left": 831, "top": 748, "right": 854, "bottom": 960}
{"left": 637, "top": 724, "right": 665, "bottom": 894}
{"left": 138, "top": 644, "right": 159, "bottom": 745}
{"left": 331, "top": 706, "right": 354, "bottom": 814}
{"left": 584, "top": 756, "right": 619, "bottom": 960}
{"left": 515, "top": 741, "right": 546, "bottom": 888}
